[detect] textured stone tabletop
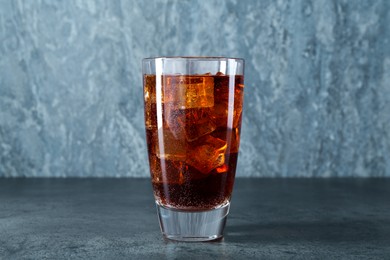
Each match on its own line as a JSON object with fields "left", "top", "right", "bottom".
{"left": 0, "top": 178, "right": 389, "bottom": 259}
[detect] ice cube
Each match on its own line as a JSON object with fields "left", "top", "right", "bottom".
{"left": 213, "top": 76, "right": 244, "bottom": 128}
{"left": 165, "top": 105, "right": 216, "bottom": 141}
{"left": 211, "top": 128, "right": 240, "bottom": 154}
{"left": 155, "top": 128, "right": 186, "bottom": 161}
{"left": 164, "top": 104, "right": 186, "bottom": 140}
{"left": 149, "top": 156, "right": 185, "bottom": 185}
{"left": 213, "top": 88, "right": 243, "bottom": 128}
{"left": 185, "top": 108, "right": 216, "bottom": 141}
{"left": 146, "top": 128, "right": 157, "bottom": 155}
{"left": 163, "top": 76, "right": 214, "bottom": 108}
{"left": 144, "top": 75, "right": 157, "bottom": 103}
{"left": 144, "top": 75, "right": 157, "bottom": 129}
{"left": 145, "top": 103, "right": 157, "bottom": 130}
{"left": 186, "top": 136, "right": 227, "bottom": 174}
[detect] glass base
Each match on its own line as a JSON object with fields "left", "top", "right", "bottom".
{"left": 156, "top": 202, "right": 230, "bottom": 242}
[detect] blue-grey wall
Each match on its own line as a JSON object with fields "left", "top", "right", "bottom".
{"left": 1, "top": 0, "right": 389, "bottom": 177}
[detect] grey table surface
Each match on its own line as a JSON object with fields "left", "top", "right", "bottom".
{"left": 0, "top": 178, "right": 389, "bottom": 259}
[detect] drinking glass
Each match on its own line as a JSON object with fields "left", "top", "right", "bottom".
{"left": 143, "top": 57, "right": 244, "bottom": 241}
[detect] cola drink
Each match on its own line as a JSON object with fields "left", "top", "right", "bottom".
{"left": 144, "top": 73, "right": 244, "bottom": 211}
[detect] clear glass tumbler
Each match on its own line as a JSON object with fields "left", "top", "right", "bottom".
{"left": 143, "top": 57, "right": 245, "bottom": 241}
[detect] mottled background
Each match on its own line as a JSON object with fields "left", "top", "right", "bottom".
{"left": 0, "top": 0, "right": 389, "bottom": 177}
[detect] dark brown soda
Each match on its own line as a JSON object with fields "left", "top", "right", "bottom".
{"left": 144, "top": 74, "right": 244, "bottom": 211}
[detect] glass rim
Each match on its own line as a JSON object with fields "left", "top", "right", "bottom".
{"left": 143, "top": 56, "right": 244, "bottom": 62}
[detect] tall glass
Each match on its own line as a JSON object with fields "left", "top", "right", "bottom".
{"left": 143, "top": 57, "right": 245, "bottom": 241}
